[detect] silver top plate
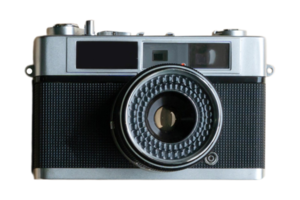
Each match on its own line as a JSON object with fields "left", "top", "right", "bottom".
{"left": 32, "top": 35, "right": 267, "bottom": 77}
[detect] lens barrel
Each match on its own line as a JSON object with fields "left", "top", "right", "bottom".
{"left": 111, "top": 64, "right": 222, "bottom": 171}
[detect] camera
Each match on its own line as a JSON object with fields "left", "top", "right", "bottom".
{"left": 25, "top": 20, "right": 273, "bottom": 179}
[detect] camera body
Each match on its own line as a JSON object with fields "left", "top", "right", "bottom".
{"left": 26, "top": 20, "right": 273, "bottom": 179}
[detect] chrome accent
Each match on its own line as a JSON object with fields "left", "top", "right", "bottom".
{"left": 25, "top": 65, "right": 34, "bottom": 77}
{"left": 47, "top": 23, "right": 84, "bottom": 35}
{"left": 96, "top": 30, "right": 114, "bottom": 35}
{"left": 84, "top": 20, "right": 95, "bottom": 36}
{"left": 204, "top": 152, "right": 219, "bottom": 165}
{"left": 33, "top": 168, "right": 265, "bottom": 180}
{"left": 266, "top": 64, "right": 274, "bottom": 77}
{"left": 115, "top": 30, "right": 134, "bottom": 35}
{"left": 164, "top": 31, "right": 177, "bottom": 36}
{"left": 135, "top": 31, "right": 147, "bottom": 35}
{"left": 97, "top": 30, "right": 135, "bottom": 36}
{"left": 213, "top": 29, "right": 246, "bottom": 36}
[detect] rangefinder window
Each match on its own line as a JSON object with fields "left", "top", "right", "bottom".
{"left": 189, "top": 43, "right": 230, "bottom": 69}
{"left": 76, "top": 41, "right": 138, "bottom": 69}
{"left": 143, "top": 43, "right": 230, "bottom": 69}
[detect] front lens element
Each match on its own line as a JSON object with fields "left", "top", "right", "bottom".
{"left": 154, "top": 107, "right": 176, "bottom": 130}
{"left": 146, "top": 92, "right": 197, "bottom": 143}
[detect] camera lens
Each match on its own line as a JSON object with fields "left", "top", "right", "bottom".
{"left": 154, "top": 107, "right": 176, "bottom": 131}
{"left": 146, "top": 92, "right": 197, "bottom": 143}
{"left": 112, "top": 64, "right": 222, "bottom": 171}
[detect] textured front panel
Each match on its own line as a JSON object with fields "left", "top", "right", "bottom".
{"left": 33, "top": 82, "right": 133, "bottom": 168}
{"left": 33, "top": 81, "right": 265, "bottom": 169}
{"left": 193, "top": 84, "right": 265, "bottom": 168}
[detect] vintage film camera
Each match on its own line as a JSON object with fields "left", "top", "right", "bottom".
{"left": 25, "top": 20, "right": 274, "bottom": 179}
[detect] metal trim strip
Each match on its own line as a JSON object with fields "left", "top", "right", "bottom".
{"left": 33, "top": 168, "right": 264, "bottom": 180}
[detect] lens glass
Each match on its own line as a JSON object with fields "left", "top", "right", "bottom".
{"left": 146, "top": 92, "right": 197, "bottom": 143}
{"left": 154, "top": 107, "right": 176, "bottom": 131}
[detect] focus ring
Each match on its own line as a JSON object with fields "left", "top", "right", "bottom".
{"left": 127, "top": 74, "right": 213, "bottom": 161}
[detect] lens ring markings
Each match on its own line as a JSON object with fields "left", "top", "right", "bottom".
{"left": 126, "top": 73, "right": 213, "bottom": 162}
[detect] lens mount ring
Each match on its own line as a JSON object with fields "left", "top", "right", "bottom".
{"left": 125, "top": 72, "right": 210, "bottom": 164}
{"left": 113, "top": 64, "right": 223, "bottom": 171}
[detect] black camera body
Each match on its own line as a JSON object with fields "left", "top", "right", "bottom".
{"left": 26, "top": 21, "right": 272, "bottom": 179}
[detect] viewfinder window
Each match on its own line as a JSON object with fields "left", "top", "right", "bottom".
{"left": 76, "top": 41, "right": 138, "bottom": 69}
{"left": 153, "top": 50, "right": 168, "bottom": 61}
